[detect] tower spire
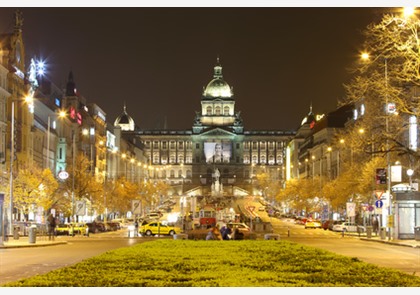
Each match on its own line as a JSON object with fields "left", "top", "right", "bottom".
{"left": 14, "top": 9, "right": 23, "bottom": 33}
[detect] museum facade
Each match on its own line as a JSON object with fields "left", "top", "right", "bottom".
{"left": 115, "top": 59, "right": 295, "bottom": 198}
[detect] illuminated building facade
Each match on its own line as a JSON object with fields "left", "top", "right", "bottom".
{"left": 115, "top": 59, "right": 295, "bottom": 198}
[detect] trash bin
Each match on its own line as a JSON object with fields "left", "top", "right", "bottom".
{"left": 380, "top": 227, "right": 386, "bottom": 240}
{"left": 13, "top": 226, "right": 20, "bottom": 240}
{"left": 28, "top": 226, "right": 37, "bottom": 244}
{"left": 366, "top": 226, "right": 372, "bottom": 239}
{"left": 415, "top": 226, "right": 420, "bottom": 241}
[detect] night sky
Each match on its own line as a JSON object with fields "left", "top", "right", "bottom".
{"left": 0, "top": 7, "right": 391, "bottom": 131}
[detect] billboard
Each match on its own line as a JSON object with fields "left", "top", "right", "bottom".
{"left": 204, "top": 142, "right": 231, "bottom": 163}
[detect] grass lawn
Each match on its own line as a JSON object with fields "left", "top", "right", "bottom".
{"left": 2, "top": 239, "right": 420, "bottom": 287}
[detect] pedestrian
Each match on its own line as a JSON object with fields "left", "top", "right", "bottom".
{"left": 372, "top": 215, "right": 379, "bottom": 236}
{"left": 233, "top": 227, "right": 244, "bottom": 240}
{"left": 47, "top": 213, "right": 56, "bottom": 241}
{"left": 134, "top": 219, "right": 139, "bottom": 237}
{"left": 222, "top": 224, "right": 232, "bottom": 240}
{"left": 206, "top": 226, "right": 222, "bottom": 240}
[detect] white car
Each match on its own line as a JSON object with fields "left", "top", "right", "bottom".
{"left": 332, "top": 222, "right": 364, "bottom": 232}
{"left": 227, "top": 222, "right": 251, "bottom": 233}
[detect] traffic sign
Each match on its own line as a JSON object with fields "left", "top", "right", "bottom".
{"left": 375, "top": 200, "right": 383, "bottom": 208}
{"left": 374, "top": 190, "right": 384, "bottom": 200}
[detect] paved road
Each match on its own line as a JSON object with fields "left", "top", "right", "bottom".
{"left": 239, "top": 196, "right": 420, "bottom": 277}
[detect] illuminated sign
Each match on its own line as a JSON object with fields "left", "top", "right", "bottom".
{"left": 70, "top": 107, "right": 76, "bottom": 119}
{"left": 13, "top": 66, "right": 25, "bottom": 79}
{"left": 77, "top": 112, "right": 82, "bottom": 125}
{"left": 204, "top": 142, "right": 231, "bottom": 163}
{"left": 387, "top": 103, "right": 396, "bottom": 114}
{"left": 97, "top": 111, "right": 106, "bottom": 122}
{"left": 55, "top": 98, "right": 61, "bottom": 107}
{"left": 58, "top": 170, "right": 69, "bottom": 180}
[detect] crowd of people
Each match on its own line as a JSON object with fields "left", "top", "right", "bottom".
{"left": 205, "top": 224, "right": 244, "bottom": 240}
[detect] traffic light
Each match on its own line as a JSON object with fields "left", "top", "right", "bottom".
{"left": 376, "top": 168, "right": 387, "bottom": 185}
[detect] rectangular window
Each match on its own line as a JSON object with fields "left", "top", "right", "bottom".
{"left": 236, "top": 143, "right": 240, "bottom": 149}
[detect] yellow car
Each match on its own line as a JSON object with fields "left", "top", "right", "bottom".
{"left": 69, "top": 223, "right": 88, "bottom": 236}
{"left": 139, "top": 221, "right": 181, "bottom": 236}
{"left": 55, "top": 223, "right": 71, "bottom": 235}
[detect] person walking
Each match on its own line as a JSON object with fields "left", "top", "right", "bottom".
{"left": 47, "top": 213, "right": 56, "bottom": 241}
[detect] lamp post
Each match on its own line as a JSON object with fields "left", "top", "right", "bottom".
{"left": 46, "top": 115, "right": 50, "bottom": 170}
{"left": 8, "top": 95, "right": 33, "bottom": 235}
{"left": 407, "top": 169, "right": 414, "bottom": 188}
{"left": 384, "top": 58, "right": 393, "bottom": 240}
{"left": 72, "top": 129, "right": 76, "bottom": 224}
{"left": 8, "top": 100, "right": 15, "bottom": 235}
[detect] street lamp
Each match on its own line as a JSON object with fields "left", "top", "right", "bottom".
{"left": 46, "top": 115, "right": 50, "bottom": 169}
{"left": 407, "top": 169, "right": 414, "bottom": 187}
{"left": 361, "top": 52, "right": 392, "bottom": 239}
{"left": 8, "top": 95, "right": 33, "bottom": 234}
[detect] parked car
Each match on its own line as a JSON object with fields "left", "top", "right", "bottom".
{"left": 139, "top": 221, "right": 181, "bottom": 236}
{"left": 294, "top": 217, "right": 308, "bottom": 225}
{"left": 332, "top": 222, "right": 365, "bottom": 232}
{"left": 304, "top": 219, "right": 322, "bottom": 229}
{"left": 55, "top": 223, "right": 71, "bottom": 235}
{"left": 227, "top": 222, "right": 250, "bottom": 233}
{"left": 322, "top": 220, "right": 344, "bottom": 231}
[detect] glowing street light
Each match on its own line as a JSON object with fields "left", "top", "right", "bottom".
{"left": 8, "top": 94, "right": 34, "bottom": 234}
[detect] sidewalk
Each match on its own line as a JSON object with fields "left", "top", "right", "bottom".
{"left": 0, "top": 235, "right": 68, "bottom": 248}
{"left": 1, "top": 232, "right": 420, "bottom": 248}
{"left": 346, "top": 232, "right": 420, "bottom": 248}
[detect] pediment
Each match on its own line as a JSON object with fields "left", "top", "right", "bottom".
{"left": 199, "top": 127, "right": 236, "bottom": 137}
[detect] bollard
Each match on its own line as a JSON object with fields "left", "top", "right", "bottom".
{"left": 341, "top": 229, "right": 345, "bottom": 237}
{"left": 28, "top": 226, "right": 36, "bottom": 244}
{"left": 287, "top": 227, "right": 290, "bottom": 237}
{"left": 366, "top": 226, "right": 372, "bottom": 239}
{"left": 13, "top": 226, "right": 20, "bottom": 240}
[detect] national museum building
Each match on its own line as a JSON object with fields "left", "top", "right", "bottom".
{"left": 115, "top": 59, "right": 295, "bottom": 197}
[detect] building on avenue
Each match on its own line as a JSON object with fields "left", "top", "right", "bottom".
{"left": 114, "top": 59, "right": 296, "bottom": 205}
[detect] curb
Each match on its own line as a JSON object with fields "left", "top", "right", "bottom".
{"left": 0, "top": 241, "right": 68, "bottom": 249}
{"left": 360, "top": 238, "right": 420, "bottom": 248}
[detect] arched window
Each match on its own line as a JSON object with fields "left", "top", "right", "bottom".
{"left": 261, "top": 156, "right": 266, "bottom": 164}
{"left": 170, "top": 170, "right": 175, "bottom": 178}
{"left": 223, "top": 106, "right": 229, "bottom": 115}
{"left": 215, "top": 106, "right": 221, "bottom": 115}
{"left": 186, "top": 170, "right": 192, "bottom": 178}
{"left": 206, "top": 106, "right": 212, "bottom": 115}
{"left": 178, "top": 170, "right": 183, "bottom": 178}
